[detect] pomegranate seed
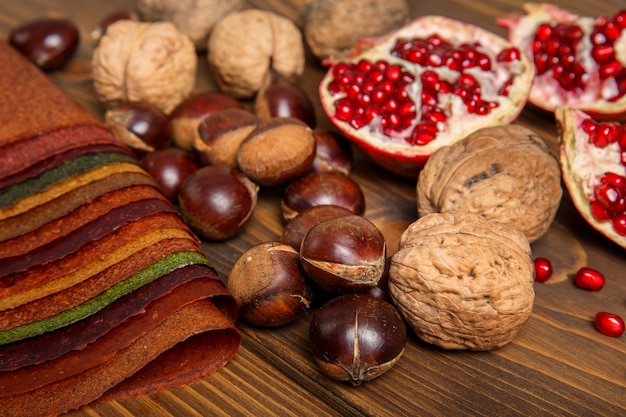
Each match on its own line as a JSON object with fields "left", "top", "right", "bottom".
{"left": 334, "top": 98, "right": 353, "bottom": 122}
{"left": 533, "top": 257, "right": 553, "bottom": 283}
{"left": 615, "top": 10, "right": 626, "bottom": 29}
{"left": 602, "top": 21, "right": 622, "bottom": 41}
{"left": 612, "top": 215, "right": 626, "bottom": 235}
{"left": 590, "top": 124, "right": 616, "bottom": 147}
{"left": 398, "top": 100, "right": 416, "bottom": 117}
{"left": 535, "top": 24, "right": 553, "bottom": 42}
{"left": 599, "top": 61, "right": 622, "bottom": 79}
{"left": 594, "top": 183, "right": 626, "bottom": 213}
{"left": 581, "top": 118, "right": 597, "bottom": 134}
{"left": 594, "top": 312, "right": 625, "bottom": 337}
{"left": 601, "top": 172, "right": 626, "bottom": 194}
{"left": 426, "top": 52, "right": 443, "bottom": 67}
{"left": 574, "top": 267, "right": 605, "bottom": 291}
{"left": 496, "top": 47, "right": 521, "bottom": 62}
{"left": 591, "top": 44, "right": 615, "bottom": 63}
{"left": 590, "top": 200, "right": 611, "bottom": 221}
{"left": 427, "top": 34, "right": 445, "bottom": 46}
{"left": 477, "top": 53, "right": 492, "bottom": 71}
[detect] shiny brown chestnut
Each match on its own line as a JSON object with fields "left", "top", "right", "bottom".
{"left": 195, "top": 108, "right": 259, "bottom": 167}
{"left": 171, "top": 91, "right": 244, "bottom": 151}
{"left": 227, "top": 241, "right": 313, "bottom": 327}
{"left": 281, "top": 171, "right": 365, "bottom": 221}
{"left": 281, "top": 204, "right": 353, "bottom": 251}
{"left": 310, "top": 129, "right": 353, "bottom": 175}
{"left": 105, "top": 101, "right": 172, "bottom": 155}
{"left": 91, "top": 9, "right": 138, "bottom": 41}
{"left": 300, "top": 214, "right": 386, "bottom": 294}
{"left": 9, "top": 18, "right": 79, "bottom": 71}
{"left": 309, "top": 294, "right": 406, "bottom": 386}
{"left": 255, "top": 76, "right": 316, "bottom": 127}
{"left": 178, "top": 165, "right": 259, "bottom": 240}
{"left": 140, "top": 147, "right": 198, "bottom": 202}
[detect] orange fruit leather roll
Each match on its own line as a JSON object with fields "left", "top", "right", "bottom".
{"left": 0, "top": 40, "right": 241, "bottom": 417}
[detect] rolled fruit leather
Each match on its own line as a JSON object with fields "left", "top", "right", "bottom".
{"left": 0, "top": 39, "right": 240, "bottom": 417}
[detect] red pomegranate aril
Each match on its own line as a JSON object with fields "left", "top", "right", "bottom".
{"left": 612, "top": 215, "right": 626, "bottom": 235}
{"left": 497, "top": 47, "right": 521, "bottom": 62}
{"left": 591, "top": 200, "right": 612, "bottom": 221}
{"left": 533, "top": 257, "right": 553, "bottom": 283}
{"left": 594, "top": 312, "right": 625, "bottom": 337}
{"left": 591, "top": 44, "right": 614, "bottom": 62}
{"left": 574, "top": 266, "right": 605, "bottom": 291}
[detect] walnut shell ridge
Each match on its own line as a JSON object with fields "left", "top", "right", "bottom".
{"left": 389, "top": 212, "right": 535, "bottom": 350}
{"left": 417, "top": 124, "right": 562, "bottom": 243}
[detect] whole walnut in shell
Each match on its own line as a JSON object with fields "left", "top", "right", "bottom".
{"left": 389, "top": 211, "right": 535, "bottom": 351}
{"left": 303, "top": 0, "right": 410, "bottom": 61}
{"left": 92, "top": 20, "right": 197, "bottom": 114}
{"left": 137, "top": 0, "right": 244, "bottom": 50}
{"left": 207, "top": 9, "right": 305, "bottom": 99}
{"left": 417, "top": 125, "right": 562, "bottom": 243}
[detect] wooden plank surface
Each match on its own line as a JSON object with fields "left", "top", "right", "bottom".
{"left": 1, "top": 0, "right": 625, "bottom": 416}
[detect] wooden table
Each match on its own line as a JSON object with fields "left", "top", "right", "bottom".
{"left": 2, "top": 1, "right": 625, "bottom": 416}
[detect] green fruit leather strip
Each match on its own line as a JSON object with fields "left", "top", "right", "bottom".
{"left": 0, "top": 152, "right": 137, "bottom": 208}
{"left": 0, "top": 266, "right": 232, "bottom": 395}
{"left": 0, "top": 250, "right": 211, "bottom": 350}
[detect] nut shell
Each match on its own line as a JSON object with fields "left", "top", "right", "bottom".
{"left": 417, "top": 124, "right": 562, "bottom": 243}
{"left": 389, "top": 211, "right": 534, "bottom": 350}
{"left": 92, "top": 20, "right": 196, "bottom": 114}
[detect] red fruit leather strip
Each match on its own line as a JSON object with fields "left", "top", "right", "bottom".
{"left": 0, "top": 41, "right": 103, "bottom": 148}
{"left": 0, "top": 212, "right": 195, "bottom": 310}
{"left": 0, "top": 184, "right": 164, "bottom": 259}
{"left": 0, "top": 299, "right": 240, "bottom": 417}
{"left": 0, "top": 171, "right": 155, "bottom": 243}
{"left": 0, "top": 264, "right": 234, "bottom": 393}
{"left": 0, "top": 236, "right": 200, "bottom": 332}
{"left": 0, "top": 127, "right": 134, "bottom": 186}
{"left": 0, "top": 198, "right": 177, "bottom": 277}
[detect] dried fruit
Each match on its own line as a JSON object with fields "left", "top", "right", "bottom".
{"left": 389, "top": 212, "right": 534, "bottom": 350}
{"left": 557, "top": 107, "right": 626, "bottom": 249}
{"left": 499, "top": 4, "right": 626, "bottom": 118}
{"left": 9, "top": 18, "right": 79, "bottom": 71}
{"left": 574, "top": 266, "right": 605, "bottom": 291}
{"left": 533, "top": 257, "right": 553, "bottom": 283}
{"left": 594, "top": 312, "right": 625, "bottom": 337}
{"left": 417, "top": 124, "right": 562, "bottom": 243}
{"left": 208, "top": 9, "right": 305, "bottom": 99}
{"left": 309, "top": 294, "right": 406, "bottom": 385}
{"left": 319, "top": 15, "right": 534, "bottom": 177}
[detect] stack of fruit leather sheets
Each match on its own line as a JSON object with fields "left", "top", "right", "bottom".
{"left": 0, "top": 40, "right": 241, "bottom": 417}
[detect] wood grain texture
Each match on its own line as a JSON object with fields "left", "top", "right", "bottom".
{"left": 1, "top": 0, "right": 625, "bottom": 416}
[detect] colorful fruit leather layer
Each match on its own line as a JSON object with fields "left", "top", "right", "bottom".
{"left": 0, "top": 40, "right": 241, "bottom": 417}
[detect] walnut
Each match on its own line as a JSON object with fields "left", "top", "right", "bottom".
{"left": 388, "top": 211, "right": 535, "bottom": 351}
{"left": 303, "top": 0, "right": 410, "bottom": 61}
{"left": 92, "top": 20, "right": 197, "bottom": 114}
{"left": 417, "top": 125, "right": 562, "bottom": 243}
{"left": 137, "top": 0, "right": 244, "bottom": 50}
{"left": 207, "top": 9, "right": 305, "bottom": 99}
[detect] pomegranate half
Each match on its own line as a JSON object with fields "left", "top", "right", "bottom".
{"left": 498, "top": 3, "right": 626, "bottom": 118}
{"left": 557, "top": 106, "right": 626, "bottom": 249}
{"left": 318, "top": 15, "right": 535, "bottom": 178}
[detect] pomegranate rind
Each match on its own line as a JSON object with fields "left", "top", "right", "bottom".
{"left": 557, "top": 107, "right": 626, "bottom": 249}
{"left": 498, "top": 3, "right": 626, "bottom": 119}
{"left": 319, "top": 15, "right": 535, "bottom": 178}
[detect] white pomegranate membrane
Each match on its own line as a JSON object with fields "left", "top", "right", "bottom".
{"left": 573, "top": 114, "right": 626, "bottom": 235}
{"left": 324, "top": 32, "right": 526, "bottom": 147}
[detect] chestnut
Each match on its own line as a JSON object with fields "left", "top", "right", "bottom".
{"left": 178, "top": 165, "right": 259, "bottom": 240}
{"left": 281, "top": 204, "right": 353, "bottom": 251}
{"left": 300, "top": 214, "right": 386, "bottom": 294}
{"left": 227, "top": 241, "right": 313, "bottom": 327}
{"left": 237, "top": 117, "right": 316, "bottom": 186}
{"left": 91, "top": 9, "right": 138, "bottom": 41}
{"left": 195, "top": 108, "right": 260, "bottom": 167}
{"left": 170, "top": 91, "right": 244, "bottom": 151}
{"left": 281, "top": 171, "right": 365, "bottom": 221}
{"left": 9, "top": 18, "right": 80, "bottom": 71}
{"left": 105, "top": 101, "right": 172, "bottom": 155}
{"left": 254, "top": 76, "right": 316, "bottom": 128}
{"left": 309, "top": 293, "right": 406, "bottom": 386}
{"left": 140, "top": 147, "right": 198, "bottom": 202}
{"left": 310, "top": 129, "right": 353, "bottom": 175}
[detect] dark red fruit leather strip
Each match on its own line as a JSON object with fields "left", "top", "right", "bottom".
{"left": 0, "top": 265, "right": 233, "bottom": 395}
{"left": 0, "top": 262, "right": 229, "bottom": 371}
{"left": 0, "top": 198, "right": 177, "bottom": 277}
{"left": 0, "top": 171, "right": 155, "bottom": 242}
{"left": 0, "top": 299, "right": 240, "bottom": 417}
{"left": 0, "top": 184, "right": 164, "bottom": 259}
{"left": 0, "top": 211, "right": 193, "bottom": 303}
{"left": 0, "top": 236, "right": 200, "bottom": 332}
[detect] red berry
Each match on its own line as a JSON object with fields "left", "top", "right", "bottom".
{"left": 574, "top": 267, "right": 605, "bottom": 290}
{"left": 533, "top": 257, "right": 553, "bottom": 283}
{"left": 594, "top": 312, "right": 625, "bottom": 337}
